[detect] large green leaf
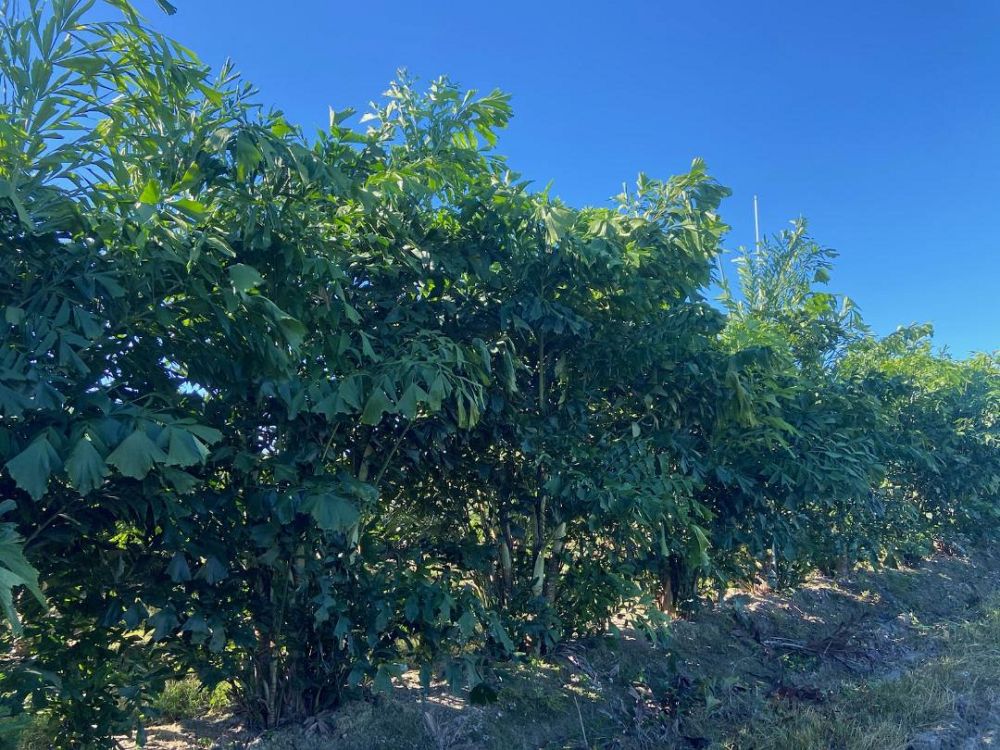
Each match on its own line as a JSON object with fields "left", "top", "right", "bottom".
{"left": 65, "top": 437, "right": 110, "bottom": 495}
{"left": 138, "top": 178, "right": 160, "bottom": 205}
{"left": 106, "top": 430, "right": 168, "bottom": 480}
{"left": 5, "top": 437, "right": 61, "bottom": 500}
{"left": 361, "top": 388, "right": 392, "bottom": 425}
{"left": 307, "top": 493, "right": 359, "bottom": 532}
{"left": 396, "top": 382, "right": 428, "bottom": 419}
{"left": 228, "top": 263, "right": 263, "bottom": 293}
{"left": 0, "top": 538, "right": 43, "bottom": 606}
{"left": 0, "top": 568, "right": 25, "bottom": 632}
{"left": 0, "top": 508, "right": 45, "bottom": 632}
{"left": 337, "top": 376, "right": 363, "bottom": 412}
{"left": 278, "top": 316, "right": 308, "bottom": 349}
{"left": 196, "top": 556, "right": 228, "bottom": 585}
{"left": 165, "top": 428, "right": 209, "bottom": 468}
{"left": 166, "top": 552, "right": 191, "bottom": 582}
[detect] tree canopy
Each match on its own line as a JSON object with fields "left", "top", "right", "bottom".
{"left": 1, "top": 2, "right": 997, "bottom": 745}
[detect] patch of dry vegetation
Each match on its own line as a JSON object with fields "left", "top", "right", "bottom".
{"left": 728, "top": 595, "right": 1000, "bottom": 749}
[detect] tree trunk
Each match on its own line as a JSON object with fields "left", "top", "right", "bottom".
{"left": 542, "top": 521, "right": 566, "bottom": 605}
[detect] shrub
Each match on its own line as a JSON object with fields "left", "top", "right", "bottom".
{"left": 0, "top": 1, "right": 995, "bottom": 746}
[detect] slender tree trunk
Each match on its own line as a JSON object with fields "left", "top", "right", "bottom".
{"left": 766, "top": 536, "right": 779, "bottom": 589}
{"left": 657, "top": 567, "right": 676, "bottom": 615}
{"left": 498, "top": 504, "right": 513, "bottom": 606}
{"left": 531, "top": 495, "right": 546, "bottom": 598}
{"left": 542, "top": 521, "right": 566, "bottom": 605}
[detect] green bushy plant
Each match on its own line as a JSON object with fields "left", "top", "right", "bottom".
{"left": 0, "top": 2, "right": 996, "bottom": 746}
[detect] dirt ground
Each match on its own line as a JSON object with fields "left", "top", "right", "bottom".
{"left": 124, "top": 543, "right": 1000, "bottom": 750}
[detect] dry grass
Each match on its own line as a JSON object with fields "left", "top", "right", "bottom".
{"left": 726, "top": 604, "right": 1000, "bottom": 749}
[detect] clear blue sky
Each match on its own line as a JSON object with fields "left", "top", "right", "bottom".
{"left": 135, "top": 0, "right": 999, "bottom": 356}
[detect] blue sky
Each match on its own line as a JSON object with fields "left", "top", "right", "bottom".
{"left": 136, "top": 0, "right": 998, "bottom": 355}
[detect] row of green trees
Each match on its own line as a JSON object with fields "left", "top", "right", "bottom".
{"left": 1, "top": 1, "right": 997, "bottom": 745}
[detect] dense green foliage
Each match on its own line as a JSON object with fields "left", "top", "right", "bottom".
{"left": 1, "top": 2, "right": 997, "bottom": 745}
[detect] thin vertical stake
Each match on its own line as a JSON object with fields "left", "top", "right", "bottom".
{"left": 753, "top": 194, "right": 761, "bottom": 249}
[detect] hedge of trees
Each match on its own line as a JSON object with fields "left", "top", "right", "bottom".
{"left": 1, "top": 1, "right": 997, "bottom": 745}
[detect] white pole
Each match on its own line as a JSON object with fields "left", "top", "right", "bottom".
{"left": 753, "top": 194, "right": 761, "bottom": 249}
